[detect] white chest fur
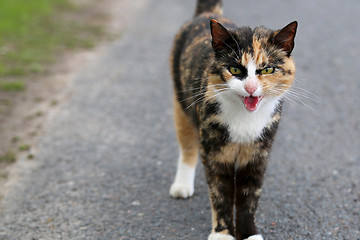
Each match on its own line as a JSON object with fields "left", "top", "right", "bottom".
{"left": 218, "top": 94, "right": 280, "bottom": 143}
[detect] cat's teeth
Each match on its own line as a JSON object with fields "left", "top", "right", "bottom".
{"left": 242, "top": 96, "right": 264, "bottom": 112}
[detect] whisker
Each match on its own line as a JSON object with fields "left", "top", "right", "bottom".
{"left": 289, "top": 86, "right": 322, "bottom": 103}
{"left": 197, "top": 89, "right": 231, "bottom": 112}
{"left": 262, "top": 83, "right": 321, "bottom": 112}
{"left": 179, "top": 83, "right": 228, "bottom": 93}
{"left": 266, "top": 82, "right": 322, "bottom": 103}
{"left": 184, "top": 87, "right": 229, "bottom": 110}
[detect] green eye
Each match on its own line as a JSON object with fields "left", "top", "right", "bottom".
{"left": 230, "top": 67, "right": 241, "bottom": 75}
{"left": 260, "top": 67, "right": 275, "bottom": 75}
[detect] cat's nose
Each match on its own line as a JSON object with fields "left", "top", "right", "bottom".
{"left": 244, "top": 83, "right": 258, "bottom": 96}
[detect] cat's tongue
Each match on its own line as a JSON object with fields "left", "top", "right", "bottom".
{"left": 244, "top": 96, "right": 260, "bottom": 111}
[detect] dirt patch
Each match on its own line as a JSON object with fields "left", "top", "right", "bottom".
{"left": 0, "top": 0, "right": 147, "bottom": 199}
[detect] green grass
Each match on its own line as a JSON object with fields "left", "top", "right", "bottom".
{"left": 0, "top": 81, "right": 25, "bottom": 91}
{"left": 12, "top": 136, "right": 21, "bottom": 143}
{"left": 0, "top": 172, "right": 8, "bottom": 179}
{"left": 0, "top": 151, "right": 16, "bottom": 164}
{"left": 18, "top": 144, "right": 31, "bottom": 151}
{"left": 0, "top": 0, "right": 104, "bottom": 78}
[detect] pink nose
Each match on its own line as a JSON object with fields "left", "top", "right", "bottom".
{"left": 244, "top": 84, "right": 257, "bottom": 95}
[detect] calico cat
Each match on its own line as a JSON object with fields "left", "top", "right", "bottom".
{"left": 169, "top": 0, "right": 297, "bottom": 239}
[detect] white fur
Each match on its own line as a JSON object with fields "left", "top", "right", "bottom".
{"left": 208, "top": 233, "right": 235, "bottom": 240}
{"left": 228, "top": 76, "right": 247, "bottom": 96}
{"left": 218, "top": 89, "right": 280, "bottom": 143}
{"left": 243, "top": 60, "right": 262, "bottom": 96}
{"left": 244, "top": 234, "right": 263, "bottom": 240}
{"left": 247, "top": 60, "right": 257, "bottom": 78}
{"left": 169, "top": 155, "right": 196, "bottom": 198}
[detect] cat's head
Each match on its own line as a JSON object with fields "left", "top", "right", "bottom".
{"left": 208, "top": 19, "right": 297, "bottom": 112}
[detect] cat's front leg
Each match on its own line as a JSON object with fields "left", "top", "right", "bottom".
{"left": 170, "top": 99, "right": 199, "bottom": 199}
{"left": 235, "top": 159, "right": 267, "bottom": 240}
{"left": 203, "top": 157, "right": 235, "bottom": 240}
{"left": 169, "top": 153, "right": 197, "bottom": 198}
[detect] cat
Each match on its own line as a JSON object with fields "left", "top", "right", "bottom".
{"left": 169, "top": 0, "right": 297, "bottom": 239}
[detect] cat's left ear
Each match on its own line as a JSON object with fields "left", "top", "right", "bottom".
{"left": 273, "top": 21, "right": 298, "bottom": 56}
{"left": 210, "top": 19, "right": 237, "bottom": 53}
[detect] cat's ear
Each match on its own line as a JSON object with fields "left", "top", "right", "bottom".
{"left": 273, "top": 21, "right": 298, "bottom": 56}
{"left": 210, "top": 19, "right": 236, "bottom": 52}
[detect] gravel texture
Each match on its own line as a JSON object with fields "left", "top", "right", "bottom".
{"left": 0, "top": 0, "right": 359, "bottom": 239}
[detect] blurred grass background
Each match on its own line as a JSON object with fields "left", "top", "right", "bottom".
{"left": 0, "top": 0, "right": 107, "bottom": 167}
{"left": 0, "top": 0, "right": 103, "bottom": 82}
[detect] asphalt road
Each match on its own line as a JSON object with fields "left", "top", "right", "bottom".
{"left": 1, "top": 0, "right": 359, "bottom": 239}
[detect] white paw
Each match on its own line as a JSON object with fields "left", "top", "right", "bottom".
{"left": 170, "top": 160, "right": 196, "bottom": 199}
{"left": 169, "top": 182, "right": 194, "bottom": 198}
{"left": 244, "top": 234, "right": 263, "bottom": 240}
{"left": 208, "top": 233, "right": 235, "bottom": 240}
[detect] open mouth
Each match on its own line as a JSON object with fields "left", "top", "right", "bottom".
{"left": 240, "top": 95, "right": 264, "bottom": 112}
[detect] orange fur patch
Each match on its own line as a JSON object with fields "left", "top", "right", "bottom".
{"left": 208, "top": 142, "right": 261, "bottom": 168}
{"left": 173, "top": 97, "right": 199, "bottom": 167}
{"left": 253, "top": 38, "right": 269, "bottom": 67}
{"left": 205, "top": 74, "right": 226, "bottom": 101}
{"left": 259, "top": 58, "right": 295, "bottom": 96}
{"left": 241, "top": 52, "right": 251, "bottom": 66}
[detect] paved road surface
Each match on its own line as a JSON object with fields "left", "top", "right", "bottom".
{"left": 1, "top": 0, "right": 359, "bottom": 239}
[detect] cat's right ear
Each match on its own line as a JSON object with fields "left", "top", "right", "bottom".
{"left": 210, "top": 19, "right": 235, "bottom": 52}
{"left": 273, "top": 21, "right": 298, "bottom": 56}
